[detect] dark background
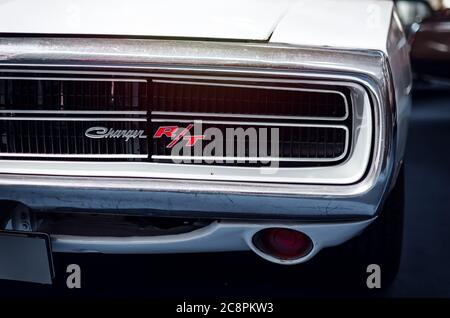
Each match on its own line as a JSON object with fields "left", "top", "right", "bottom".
{"left": 1, "top": 87, "right": 449, "bottom": 298}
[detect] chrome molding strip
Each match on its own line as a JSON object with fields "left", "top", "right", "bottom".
{"left": 152, "top": 79, "right": 349, "bottom": 121}
{"left": 0, "top": 154, "right": 148, "bottom": 158}
{"left": 151, "top": 118, "right": 349, "bottom": 129}
{"left": 152, "top": 110, "right": 342, "bottom": 121}
{"left": 0, "top": 76, "right": 146, "bottom": 82}
{"left": 0, "top": 68, "right": 379, "bottom": 85}
{"left": 0, "top": 38, "right": 384, "bottom": 77}
{"left": 0, "top": 110, "right": 147, "bottom": 115}
{"left": 0, "top": 117, "right": 146, "bottom": 122}
{"left": 151, "top": 155, "right": 345, "bottom": 163}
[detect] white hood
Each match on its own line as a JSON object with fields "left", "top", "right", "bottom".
{"left": 0, "top": 0, "right": 295, "bottom": 41}
{"left": 0, "top": 0, "right": 395, "bottom": 52}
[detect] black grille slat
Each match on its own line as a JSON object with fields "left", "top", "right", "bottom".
{"left": 152, "top": 81, "right": 347, "bottom": 118}
{"left": 0, "top": 79, "right": 148, "bottom": 111}
{"left": 0, "top": 120, "right": 148, "bottom": 159}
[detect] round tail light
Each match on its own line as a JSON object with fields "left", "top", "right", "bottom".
{"left": 252, "top": 228, "right": 313, "bottom": 260}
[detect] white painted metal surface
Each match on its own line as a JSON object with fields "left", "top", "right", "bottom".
{"left": 52, "top": 219, "right": 374, "bottom": 265}
{"left": 271, "top": 0, "right": 395, "bottom": 52}
{"left": 0, "top": 0, "right": 294, "bottom": 40}
{"left": 0, "top": 0, "right": 393, "bottom": 52}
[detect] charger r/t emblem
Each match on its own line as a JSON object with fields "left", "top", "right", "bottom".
{"left": 153, "top": 124, "right": 205, "bottom": 148}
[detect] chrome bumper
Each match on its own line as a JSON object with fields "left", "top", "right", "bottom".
{"left": 1, "top": 173, "right": 385, "bottom": 219}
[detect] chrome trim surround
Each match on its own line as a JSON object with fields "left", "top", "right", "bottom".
{"left": 51, "top": 218, "right": 374, "bottom": 264}
{"left": 0, "top": 38, "right": 395, "bottom": 215}
{"left": 0, "top": 75, "right": 369, "bottom": 184}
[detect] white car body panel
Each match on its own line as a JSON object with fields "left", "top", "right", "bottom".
{"left": 51, "top": 219, "right": 373, "bottom": 265}
{"left": 0, "top": 0, "right": 295, "bottom": 41}
{"left": 1, "top": 0, "right": 392, "bottom": 53}
{"left": 271, "top": 0, "right": 395, "bottom": 53}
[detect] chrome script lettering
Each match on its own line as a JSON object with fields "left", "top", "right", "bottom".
{"left": 85, "top": 126, "right": 147, "bottom": 141}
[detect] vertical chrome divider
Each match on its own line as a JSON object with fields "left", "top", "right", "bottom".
{"left": 147, "top": 78, "right": 154, "bottom": 162}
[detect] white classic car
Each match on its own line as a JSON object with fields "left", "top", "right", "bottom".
{"left": 0, "top": 0, "right": 410, "bottom": 286}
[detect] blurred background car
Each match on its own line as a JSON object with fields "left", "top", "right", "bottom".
{"left": 397, "top": 0, "right": 450, "bottom": 83}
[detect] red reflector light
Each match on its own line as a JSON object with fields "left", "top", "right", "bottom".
{"left": 252, "top": 228, "right": 313, "bottom": 260}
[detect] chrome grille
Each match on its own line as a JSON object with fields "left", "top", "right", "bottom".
{"left": 151, "top": 120, "right": 348, "bottom": 165}
{"left": 0, "top": 77, "right": 148, "bottom": 111}
{"left": 150, "top": 80, "right": 351, "bottom": 166}
{"left": 0, "top": 74, "right": 352, "bottom": 166}
{"left": 151, "top": 80, "right": 348, "bottom": 120}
